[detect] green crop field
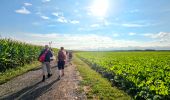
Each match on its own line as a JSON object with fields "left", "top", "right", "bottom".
{"left": 76, "top": 51, "right": 170, "bottom": 99}
{"left": 0, "top": 38, "right": 58, "bottom": 84}
{"left": 0, "top": 39, "right": 45, "bottom": 72}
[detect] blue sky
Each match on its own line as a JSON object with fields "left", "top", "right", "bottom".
{"left": 0, "top": 0, "right": 170, "bottom": 50}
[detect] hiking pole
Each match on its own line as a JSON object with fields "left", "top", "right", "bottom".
{"left": 49, "top": 41, "right": 52, "bottom": 48}
{"left": 49, "top": 41, "right": 55, "bottom": 61}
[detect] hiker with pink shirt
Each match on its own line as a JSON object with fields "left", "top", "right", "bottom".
{"left": 57, "top": 47, "right": 67, "bottom": 79}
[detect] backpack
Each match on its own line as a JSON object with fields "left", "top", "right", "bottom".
{"left": 58, "top": 50, "right": 66, "bottom": 61}
{"left": 39, "top": 50, "right": 48, "bottom": 62}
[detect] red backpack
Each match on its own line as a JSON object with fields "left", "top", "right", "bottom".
{"left": 39, "top": 50, "right": 48, "bottom": 62}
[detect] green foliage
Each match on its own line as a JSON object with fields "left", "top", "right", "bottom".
{"left": 77, "top": 51, "right": 170, "bottom": 99}
{"left": 0, "top": 61, "right": 40, "bottom": 84}
{"left": 0, "top": 38, "right": 43, "bottom": 72}
{"left": 73, "top": 56, "right": 131, "bottom": 100}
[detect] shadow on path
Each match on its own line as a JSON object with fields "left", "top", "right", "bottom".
{"left": 1, "top": 78, "right": 60, "bottom": 100}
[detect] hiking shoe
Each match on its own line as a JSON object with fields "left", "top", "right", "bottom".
{"left": 42, "top": 75, "right": 45, "bottom": 82}
{"left": 48, "top": 74, "right": 52, "bottom": 78}
{"left": 58, "top": 76, "right": 61, "bottom": 80}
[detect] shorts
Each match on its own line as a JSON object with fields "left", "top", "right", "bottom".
{"left": 57, "top": 61, "right": 65, "bottom": 70}
{"left": 42, "top": 62, "right": 51, "bottom": 74}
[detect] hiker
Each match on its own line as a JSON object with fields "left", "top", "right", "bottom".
{"left": 65, "top": 50, "right": 69, "bottom": 66}
{"left": 38, "top": 45, "right": 53, "bottom": 82}
{"left": 57, "top": 47, "right": 67, "bottom": 79}
{"left": 68, "top": 51, "right": 72, "bottom": 60}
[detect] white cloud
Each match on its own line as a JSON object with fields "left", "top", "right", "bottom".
{"left": 69, "top": 20, "right": 79, "bottom": 24}
{"left": 52, "top": 12, "right": 64, "bottom": 17}
{"left": 90, "top": 24, "right": 100, "bottom": 28}
{"left": 40, "top": 15, "right": 49, "bottom": 20}
{"left": 121, "top": 23, "right": 154, "bottom": 28}
{"left": 143, "top": 32, "right": 170, "bottom": 44}
{"left": 143, "top": 32, "right": 169, "bottom": 39}
{"left": 42, "top": 0, "right": 51, "bottom": 3}
{"left": 33, "top": 33, "right": 169, "bottom": 50}
{"left": 26, "top": 33, "right": 143, "bottom": 50}
{"left": 122, "top": 23, "right": 145, "bottom": 27}
{"left": 15, "top": 7, "right": 31, "bottom": 14}
{"left": 143, "top": 33, "right": 154, "bottom": 37}
{"left": 24, "top": 3, "right": 32, "bottom": 6}
{"left": 52, "top": 12, "right": 79, "bottom": 24}
{"left": 52, "top": 12, "right": 59, "bottom": 17}
{"left": 2, "top": 32, "right": 170, "bottom": 50}
{"left": 57, "top": 16, "right": 68, "bottom": 23}
{"left": 128, "top": 32, "right": 136, "bottom": 36}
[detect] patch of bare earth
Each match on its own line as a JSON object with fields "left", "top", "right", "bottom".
{"left": 0, "top": 61, "right": 86, "bottom": 100}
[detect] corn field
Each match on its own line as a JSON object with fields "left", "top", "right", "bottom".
{"left": 0, "top": 38, "right": 43, "bottom": 72}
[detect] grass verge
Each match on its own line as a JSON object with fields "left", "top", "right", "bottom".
{"left": 73, "top": 56, "right": 132, "bottom": 100}
{"left": 0, "top": 61, "right": 41, "bottom": 85}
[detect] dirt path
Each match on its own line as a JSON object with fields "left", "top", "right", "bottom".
{"left": 0, "top": 61, "right": 86, "bottom": 100}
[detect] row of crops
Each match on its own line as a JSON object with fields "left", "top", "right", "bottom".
{"left": 76, "top": 51, "right": 170, "bottom": 100}
{"left": 0, "top": 38, "right": 43, "bottom": 72}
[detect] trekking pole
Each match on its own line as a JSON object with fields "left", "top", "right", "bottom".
{"left": 49, "top": 41, "right": 52, "bottom": 48}
{"left": 49, "top": 41, "right": 55, "bottom": 61}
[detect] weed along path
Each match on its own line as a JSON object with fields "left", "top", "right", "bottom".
{"left": 73, "top": 56, "right": 131, "bottom": 100}
{"left": 0, "top": 61, "right": 86, "bottom": 100}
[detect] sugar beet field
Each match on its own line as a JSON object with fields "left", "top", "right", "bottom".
{"left": 77, "top": 51, "right": 170, "bottom": 99}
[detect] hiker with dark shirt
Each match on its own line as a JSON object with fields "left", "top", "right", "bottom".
{"left": 38, "top": 45, "right": 53, "bottom": 82}
{"left": 57, "top": 47, "right": 67, "bottom": 79}
{"left": 65, "top": 50, "right": 69, "bottom": 66}
{"left": 68, "top": 51, "right": 73, "bottom": 64}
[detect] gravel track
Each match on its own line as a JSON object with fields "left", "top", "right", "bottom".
{"left": 0, "top": 61, "right": 86, "bottom": 100}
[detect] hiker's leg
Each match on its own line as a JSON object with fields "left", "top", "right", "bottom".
{"left": 42, "top": 62, "right": 46, "bottom": 75}
{"left": 46, "top": 62, "right": 52, "bottom": 77}
{"left": 57, "top": 61, "right": 62, "bottom": 77}
{"left": 46, "top": 62, "right": 52, "bottom": 74}
{"left": 62, "top": 69, "right": 64, "bottom": 76}
{"left": 42, "top": 63, "right": 46, "bottom": 81}
{"left": 62, "top": 61, "right": 65, "bottom": 76}
{"left": 59, "top": 70, "right": 62, "bottom": 76}
{"left": 57, "top": 67, "right": 62, "bottom": 79}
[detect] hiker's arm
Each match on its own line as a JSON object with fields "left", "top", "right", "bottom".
{"left": 64, "top": 52, "right": 67, "bottom": 61}
{"left": 49, "top": 51, "right": 53, "bottom": 57}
